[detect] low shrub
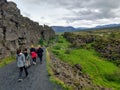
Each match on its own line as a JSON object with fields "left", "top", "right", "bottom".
{"left": 65, "top": 48, "right": 71, "bottom": 54}
{"left": 105, "top": 69, "right": 120, "bottom": 83}
{"left": 53, "top": 46, "right": 61, "bottom": 50}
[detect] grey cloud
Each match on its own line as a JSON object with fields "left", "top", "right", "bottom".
{"left": 63, "top": 10, "right": 116, "bottom": 23}
{"left": 40, "top": 17, "right": 45, "bottom": 20}
{"left": 11, "top": 0, "right": 120, "bottom": 26}
{"left": 55, "top": 0, "right": 120, "bottom": 23}
{"left": 21, "top": 0, "right": 120, "bottom": 9}
{"left": 23, "top": 0, "right": 120, "bottom": 12}
{"left": 90, "top": 0, "right": 120, "bottom": 9}
{"left": 24, "top": 0, "right": 40, "bottom": 4}
{"left": 25, "top": 0, "right": 120, "bottom": 19}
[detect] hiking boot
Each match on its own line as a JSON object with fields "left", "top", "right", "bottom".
{"left": 33, "top": 62, "right": 36, "bottom": 65}
{"left": 18, "top": 78, "right": 23, "bottom": 82}
{"left": 26, "top": 73, "right": 28, "bottom": 77}
{"left": 40, "top": 61, "right": 42, "bottom": 64}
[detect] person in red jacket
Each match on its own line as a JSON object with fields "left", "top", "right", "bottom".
{"left": 31, "top": 51, "right": 37, "bottom": 65}
{"left": 30, "top": 45, "right": 37, "bottom": 65}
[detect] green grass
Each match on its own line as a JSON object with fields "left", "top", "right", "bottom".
{"left": 49, "top": 36, "right": 120, "bottom": 90}
{"left": 0, "top": 56, "right": 15, "bottom": 67}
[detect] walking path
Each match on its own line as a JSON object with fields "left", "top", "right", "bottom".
{"left": 0, "top": 48, "right": 63, "bottom": 90}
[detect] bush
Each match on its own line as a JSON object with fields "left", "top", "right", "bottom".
{"left": 65, "top": 48, "right": 71, "bottom": 54}
{"left": 53, "top": 46, "right": 61, "bottom": 50}
{"left": 58, "top": 40, "right": 64, "bottom": 43}
{"left": 52, "top": 50, "right": 59, "bottom": 55}
{"left": 39, "top": 38, "right": 44, "bottom": 46}
{"left": 105, "top": 69, "right": 120, "bottom": 83}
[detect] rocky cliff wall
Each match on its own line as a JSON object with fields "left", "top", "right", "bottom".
{"left": 0, "top": 0, "right": 55, "bottom": 60}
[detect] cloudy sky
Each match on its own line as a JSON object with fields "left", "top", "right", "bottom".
{"left": 7, "top": 0, "right": 120, "bottom": 27}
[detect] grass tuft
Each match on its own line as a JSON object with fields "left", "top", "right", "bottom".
{"left": 0, "top": 56, "right": 15, "bottom": 67}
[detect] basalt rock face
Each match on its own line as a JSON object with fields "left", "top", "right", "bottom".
{"left": 0, "top": 0, "right": 55, "bottom": 60}
{"left": 64, "top": 32, "right": 95, "bottom": 47}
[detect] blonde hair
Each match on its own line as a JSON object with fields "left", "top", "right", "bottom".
{"left": 38, "top": 45, "right": 41, "bottom": 47}
{"left": 31, "top": 45, "right": 34, "bottom": 48}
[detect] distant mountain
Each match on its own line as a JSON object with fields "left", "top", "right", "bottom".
{"left": 95, "top": 24, "right": 120, "bottom": 29}
{"left": 52, "top": 24, "right": 120, "bottom": 33}
{"left": 52, "top": 26, "right": 76, "bottom": 33}
{"left": 52, "top": 26, "right": 87, "bottom": 33}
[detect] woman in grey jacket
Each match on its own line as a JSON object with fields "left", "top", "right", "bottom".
{"left": 16, "top": 49, "right": 28, "bottom": 81}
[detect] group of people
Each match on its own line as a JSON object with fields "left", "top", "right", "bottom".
{"left": 16, "top": 45, "right": 44, "bottom": 82}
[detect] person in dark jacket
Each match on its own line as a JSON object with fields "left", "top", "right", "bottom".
{"left": 16, "top": 49, "right": 28, "bottom": 82}
{"left": 37, "top": 45, "right": 43, "bottom": 64}
{"left": 30, "top": 45, "right": 36, "bottom": 53}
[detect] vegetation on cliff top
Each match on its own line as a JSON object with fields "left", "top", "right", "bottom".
{"left": 63, "top": 29, "right": 120, "bottom": 65}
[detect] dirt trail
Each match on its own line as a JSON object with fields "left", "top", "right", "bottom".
{"left": 0, "top": 48, "right": 63, "bottom": 90}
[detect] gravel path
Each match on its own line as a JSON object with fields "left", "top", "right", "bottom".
{"left": 0, "top": 48, "right": 63, "bottom": 90}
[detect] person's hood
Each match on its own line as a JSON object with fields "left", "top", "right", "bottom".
{"left": 18, "top": 53, "right": 22, "bottom": 56}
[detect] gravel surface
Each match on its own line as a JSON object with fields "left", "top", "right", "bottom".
{"left": 0, "top": 49, "right": 63, "bottom": 90}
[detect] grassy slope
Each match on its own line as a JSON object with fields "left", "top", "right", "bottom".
{"left": 0, "top": 56, "right": 15, "bottom": 67}
{"left": 50, "top": 36, "right": 120, "bottom": 90}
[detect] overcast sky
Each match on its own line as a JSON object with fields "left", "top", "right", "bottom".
{"left": 7, "top": 0, "right": 120, "bottom": 27}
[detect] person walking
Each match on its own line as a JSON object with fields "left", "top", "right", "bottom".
{"left": 23, "top": 48, "right": 31, "bottom": 68}
{"left": 16, "top": 49, "right": 28, "bottom": 82}
{"left": 37, "top": 45, "right": 43, "bottom": 64}
{"left": 30, "top": 45, "right": 37, "bottom": 65}
{"left": 30, "top": 45, "right": 36, "bottom": 52}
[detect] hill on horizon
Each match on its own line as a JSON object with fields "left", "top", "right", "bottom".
{"left": 51, "top": 23, "right": 120, "bottom": 33}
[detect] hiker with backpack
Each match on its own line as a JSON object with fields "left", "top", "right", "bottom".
{"left": 36, "top": 45, "right": 43, "bottom": 64}
{"left": 16, "top": 49, "right": 28, "bottom": 81}
{"left": 30, "top": 45, "right": 37, "bottom": 65}
{"left": 23, "top": 48, "right": 31, "bottom": 68}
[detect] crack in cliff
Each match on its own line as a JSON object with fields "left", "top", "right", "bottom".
{"left": 2, "top": 26, "right": 6, "bottom": 42}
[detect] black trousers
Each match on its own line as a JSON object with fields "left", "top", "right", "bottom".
{"left": 38, "top": 56, "right": 42, "bottom": 62}
{"left": 19, "top": 66, "right": 28, "bottom": 78}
